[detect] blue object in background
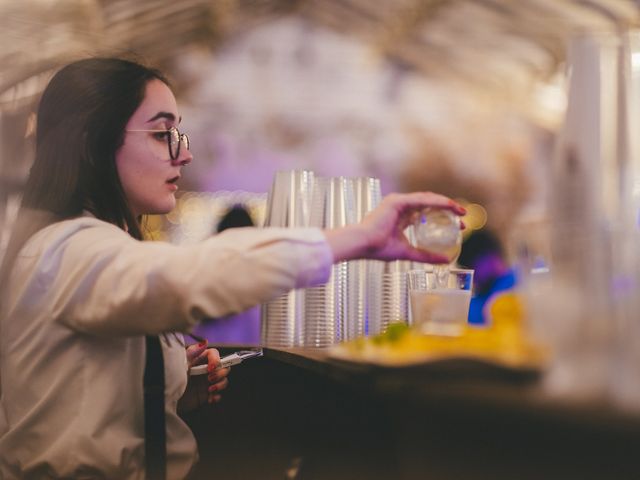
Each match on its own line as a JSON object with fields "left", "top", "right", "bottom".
{"left": 467, "top": 269, "right": 517, "bottom": 325}
{"left": 458, "top": 229, "right": 517, "bottom": 326}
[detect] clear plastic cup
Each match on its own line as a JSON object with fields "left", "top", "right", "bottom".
{"left": 407, "top": 268, "right": 474, "bottom": 336}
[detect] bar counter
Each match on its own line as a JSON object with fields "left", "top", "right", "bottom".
{"left": 184, "top": 347, "right": 640, "bottom": 480}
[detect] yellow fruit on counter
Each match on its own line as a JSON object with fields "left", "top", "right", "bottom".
{"left": 333, "top": 294, "right": 548, "bottom": 369}
{"left": 486, "top": 291, "right": 526, "bottom": 328}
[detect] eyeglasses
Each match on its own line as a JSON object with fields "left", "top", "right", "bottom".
{"left": 126, "top": 126, "right": 190, "bottom": 160}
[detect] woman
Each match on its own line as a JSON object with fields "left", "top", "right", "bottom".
{"left": 0, "top": 58, "right": 464, "bottom": 479}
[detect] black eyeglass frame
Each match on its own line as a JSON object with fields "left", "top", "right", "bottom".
{"left": 126, "top": 127, "right": 190, "bottom": 160}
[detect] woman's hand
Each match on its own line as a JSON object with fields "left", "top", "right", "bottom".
{"left": 186, "top": 341, "right": 230, "bottom": 404}
{"left": 179, "top": 341, "right": 231, "bottom": 413}
{"left": 324, "top": 192, "right": 466, "bottom": 263}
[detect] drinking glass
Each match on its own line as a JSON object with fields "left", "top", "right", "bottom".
{"left": 413, "top": 208, "right": 462, "bottom": 264}
{"left": 407, "top": 268, "right": 474, "bottom": 336}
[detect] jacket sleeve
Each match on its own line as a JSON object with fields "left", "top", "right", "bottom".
{"left": 15, "top": 219, "right": 333, "bottom": 336}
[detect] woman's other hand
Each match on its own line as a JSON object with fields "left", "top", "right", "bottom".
{"left": 180, "top": 341, "right": 231, "bottom": 412}
{"left": 324, "top": 192, "right": 466, "bottom": 264}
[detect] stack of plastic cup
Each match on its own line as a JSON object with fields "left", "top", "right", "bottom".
{"left": 261, "top": 170, "right": 315, "bottom": 347}
{"left": 345, "top": 177, "right": 383, "bottom": 340}
{"left": 304, "top": 177, "right": 357, "bottom": 347}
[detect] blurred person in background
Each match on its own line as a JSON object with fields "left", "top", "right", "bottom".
{"left": 458, "top": 228, "right": 517, "bottom": 325}
{"left": 216, "top": 204, "right": 254, "bottom": 232}
{"left": 0, "top": 57, "right": 465, "bottom": 479}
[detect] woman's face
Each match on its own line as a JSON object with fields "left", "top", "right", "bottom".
{"left": 116, "top": 79, "right": 192, "bottom": 216}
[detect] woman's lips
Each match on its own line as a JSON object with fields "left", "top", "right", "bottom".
{"left": 166, "top": 176, "right": 180, "bottom": 191}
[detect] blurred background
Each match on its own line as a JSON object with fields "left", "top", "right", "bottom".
{"left": 5, "top": 0, "right": 640, "bottom": 436}
{"left": 1, "top": 0, "right": 639, "bottom": 248}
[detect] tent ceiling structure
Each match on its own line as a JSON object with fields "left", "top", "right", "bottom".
{"left": 1, "top": 0, "right": 638, "bottom": 109}
{"left": 0, "top": 0, "right": 639, "bottom": 241}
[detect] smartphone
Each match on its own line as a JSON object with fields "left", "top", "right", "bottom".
{"left": 189, "top": 349, "right": 263, "bottom": 376}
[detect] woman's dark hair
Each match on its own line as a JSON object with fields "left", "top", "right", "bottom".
{"left": 0, "top": 57, "right": 168, "bottom": 295}
{"left": 24, "top": 57, "right": 169, "bottom": 240}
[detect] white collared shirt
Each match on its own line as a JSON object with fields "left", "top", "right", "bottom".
{"left": 0, "top": 216, "right": 332, "bottom": 479}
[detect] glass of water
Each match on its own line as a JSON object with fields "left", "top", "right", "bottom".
{"left": 412, "top": 208, "right": 462, "bottom": 264}
{"left": 407, "top": 268, "right": 474, "bottom": 336}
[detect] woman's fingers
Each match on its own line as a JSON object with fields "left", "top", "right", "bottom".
{"left": 207, "top": 363, "right": 230, "bottom": 404}
{"left": 205, "top": 347, "right": 222, "bottom": 372}
{"left": 208, "top": 377, "right": 229, "bottom": 394}
{"left": 207, "top": 383, "right": 227, "bottom": 403}
{"left": 186, "top": 340, "right": 208, "bottom": 367}
{"left": 208, "top": 367, "right": 230, "bottom": 382}
{"left": 390, "top": 192, "right": 466, "bottom": 216}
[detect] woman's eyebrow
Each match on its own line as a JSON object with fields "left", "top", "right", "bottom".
{"left": 146, "top": 111, "right": 176, "bottom": 123}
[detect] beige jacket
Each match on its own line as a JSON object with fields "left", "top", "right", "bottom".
{"left": 0, "top": 216, "right": 332, "bottom": 479}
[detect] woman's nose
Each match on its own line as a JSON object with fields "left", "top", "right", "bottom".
{"left": 175, "top": 145, "right": 193, "bottom": 166}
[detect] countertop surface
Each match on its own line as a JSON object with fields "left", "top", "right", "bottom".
{"left": 263, "top": 347, "right": 640, "bottom": 432}
{"left": 187, "top": 345, "right": 640, "bottom": 480}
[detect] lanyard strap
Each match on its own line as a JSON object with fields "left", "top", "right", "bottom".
{"left": 144, "top": 335, "right": 166, "bottom": 480}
